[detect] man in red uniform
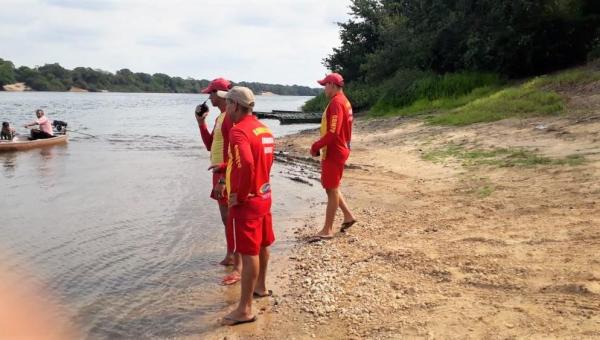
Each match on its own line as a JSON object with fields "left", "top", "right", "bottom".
{"left": 219, "top": 86, "right": 275, "bottom": 326}
{"left": 310, "top": 73, "right": 357, "bottom": 240}
{"left": 195, "top": 77, "right": 241, "bottom": 284}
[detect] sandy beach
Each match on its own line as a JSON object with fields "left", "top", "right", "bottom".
{"left": 207, "top": 84, "right": 600, "bottom": 339}
{"left": 2, "top": 82, "right": 31, "bottom": 92}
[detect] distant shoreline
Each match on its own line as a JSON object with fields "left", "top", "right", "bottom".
{"left": 0, "top": 58, "right": 322, "bottom": 96}
{"left": 0, "top": 84, "right": 309, "bottom": 96}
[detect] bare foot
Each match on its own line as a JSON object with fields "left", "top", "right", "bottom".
{"left": 316, "top": 226, "right": 334, "bottom": 237}
{"left": 221, "top": 309, "right": 256, "bottom": 326}
{"left": 219, "top": 256, "right": 234, "bottom": 266}
{"left": 306, "top": 227, "right": 335, "bottom": 243}
{"left": 253, "top": 289, "right": 273, "bottom": 298}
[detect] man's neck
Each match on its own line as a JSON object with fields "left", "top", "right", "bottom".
{"left": 218, "top": 104, "right": 227, "bottom": 113}
{"left": 236, "top": 112, "right": 252, "bottom": 123}
{"left": 329, "top": 89, "right": 342, "bottom": 98}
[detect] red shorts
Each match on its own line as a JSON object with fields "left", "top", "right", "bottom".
{"left": 226, "top": 212, "right": 275, "bottom": 256}
{"left": 210, "top": 173, "right": 228, "bottom": 206}
{"left": 321, "top": 159, "right": 345, "bottom": 189}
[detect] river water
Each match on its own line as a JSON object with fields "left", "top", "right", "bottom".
{"left": 0, "top": 92, "right": 322, "bottom": 338}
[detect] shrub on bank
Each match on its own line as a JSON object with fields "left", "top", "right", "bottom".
{"left": 302, "top": 92, "right": 328, "bottom": 112}
{"left": 302, "top": 70, "right": 503, "bottom": 116}
{"left": 370, "top": 71, "right": 504, "bottom": 116}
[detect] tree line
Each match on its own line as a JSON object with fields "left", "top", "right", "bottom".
{"left": 0, "top": 58, "right": 321, "bottom": 96}
{"left": 304, "top": 0, "right": 600, "bottom": 112}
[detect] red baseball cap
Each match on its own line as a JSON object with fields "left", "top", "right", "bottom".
{"left": 201, "top": 77, "right": 231, "bottom": 93}
{"left": 317, "top": 73, "right": 344, "bottom": 87}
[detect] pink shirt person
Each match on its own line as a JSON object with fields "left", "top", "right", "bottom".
{"left": 25, "top": 109, "right": 53, "bottom": 137}
{"left": 35, "top": 116, "right": 53, "bottom": 135}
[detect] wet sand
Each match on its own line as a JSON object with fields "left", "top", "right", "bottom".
{"left": 207, "top": 84, "right": 600, "bottom": 339}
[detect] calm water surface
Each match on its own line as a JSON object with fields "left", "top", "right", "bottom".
{"left": 0, "top": 92, "right": 322, "bottom": 338}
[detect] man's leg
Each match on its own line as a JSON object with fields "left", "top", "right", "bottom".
{"left": 254, "top": 246, "right": 270, "bottom": 295}
{"left": 222, "top": 254, "right": 259, "bottom": 324}
{"left": 317, "top": 188, "right": 339, "bottom": 237}
{"left": 232, "top": 253, "right": 242, "bottom": 276}
{"left": 218, "top": 204, "right": 233, "bottom": 266}
{"left": 30, "top": 129, "right": 40, "bottom": 140}
{"left": 338, "top": 191, "right": 355, "bottom": 223}
{"left": 221, "top": 213, "right": 242, "bottom": 285}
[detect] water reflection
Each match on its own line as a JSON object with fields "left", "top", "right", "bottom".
{"left": 1, "top": 152, "right": 17, "bottom": 178}
{"left": 39, "top": 146, "right": 56, "bottom": 176}
{"left": 38, "top": 144, "right": 68, "bottom": 190}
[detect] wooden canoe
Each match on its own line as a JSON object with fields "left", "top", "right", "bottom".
{"left": 0, "top": 134, "right": 68, "bottom": 152}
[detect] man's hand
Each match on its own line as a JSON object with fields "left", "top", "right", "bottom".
{"left": 208, "top": 164, "right": 221, "bottom": 173}
{"left": 195, "top": 105, "right": 209, "bottom": 124}
{"left": 310, "top": 144, "right": 320, "bottom": 157}
{"left": 213, "top": 183, "right": 226, "bottom": 199}
{"left": 228, "top": 193, "right": 238, "bottom": 208}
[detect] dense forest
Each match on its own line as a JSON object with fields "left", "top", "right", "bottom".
{"left": 0, "top": 58, "right": 321, "bottom": 96}
{"left": 304, "top": 0, "right": 600, "bottom": 113}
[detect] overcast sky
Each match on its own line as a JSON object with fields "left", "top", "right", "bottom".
{"left": 0, "top": 0, "right": 352, "bottom": 87}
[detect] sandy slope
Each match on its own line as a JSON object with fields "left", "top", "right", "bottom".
{"left": 207, "top": 88, "right": 600, "bottom": 339}
{"left": 2, "top": 82, "right": 31, "bottom": 91}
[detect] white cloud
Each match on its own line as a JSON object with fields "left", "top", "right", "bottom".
{"left": 0, "top": 0, "right": 351, "bottom": 86}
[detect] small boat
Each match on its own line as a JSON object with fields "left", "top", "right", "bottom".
{"left": 0, "top": 134, "right": 68, "bottom": 152}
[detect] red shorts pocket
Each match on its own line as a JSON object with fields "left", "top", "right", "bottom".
{"left": 321, "top": 159, "right": 345, "bottom": 189}
{"left": 232, "top": 213, "right": 275, "bottom": 256}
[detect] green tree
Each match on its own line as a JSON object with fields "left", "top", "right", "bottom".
{"left": 327, "top": 0, "right": 600, "bottom": 79}
{"left": 324, "top": 0, "right": 384, "bottom": 83}
{"left": 0, "top": 58, "right": 16, "bottom": 87}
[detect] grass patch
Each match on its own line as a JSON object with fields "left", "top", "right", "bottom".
{"left": 421, "top": 66, "right": 599, "bottom": 125}
{"left": 458, "top": 176, "right": 496, "bottom": 198}
{"left": 423, "top": 144, "right": 585, "bottom": 168}
{"left": 427, "top": 86, "right": 563, "bottom": 126}
{"left": 371, "top": 71, "right": 503, "bottom": 117}
{"left": 525, "top": 68, "right": 600, "bottom": 89}
{"left": 307, "top": 65, "right": 598, "bottom": 125}
{"left": 477, "top": 185, "right": 495, "bottom": 198}
{"left": 422, "top": 144, "right": 464, "bottom": 162}
{"left": 395, "top": 86, "right": 501, "bottom": 116}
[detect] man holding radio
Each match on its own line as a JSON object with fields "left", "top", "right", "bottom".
{"left": 195, "top": 77, "right": 241, "bottom": 285}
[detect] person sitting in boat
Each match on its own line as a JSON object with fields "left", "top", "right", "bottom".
{"left": 1, "top": 122, "right": 16, "bottom": 140}
{"left": 24, "top": 109, "right": 54, "bottom": 140}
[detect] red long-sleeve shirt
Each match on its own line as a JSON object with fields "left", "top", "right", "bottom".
{"left": 311, "top": 92, "right": 353, "bottom": 163}
{"left": 226, "top": 115, "right": 274, "bottom": 218}
{"left": 199, "top": 111, "right": 233, "bottom": 170}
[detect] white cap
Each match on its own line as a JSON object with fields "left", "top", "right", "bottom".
{"left": 223, "top": 86, "right": 255, "bottom": 108}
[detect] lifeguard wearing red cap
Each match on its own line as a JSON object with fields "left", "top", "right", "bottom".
{"left": 317, "top": 73, "right": 344, "bottom": 87}
{"left": 201, "top": 77, "right": 232, "bottom": 94}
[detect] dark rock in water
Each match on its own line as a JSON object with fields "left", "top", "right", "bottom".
{"left": 287, "top": 176, "right": 313, "bottom": 186}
